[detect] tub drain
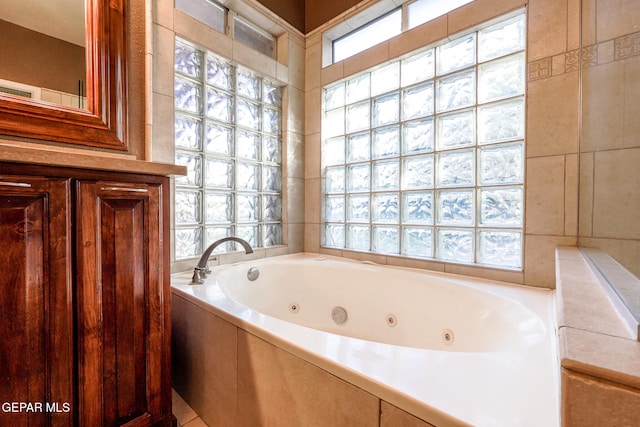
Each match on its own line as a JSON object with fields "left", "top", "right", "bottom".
{"left": 289, "top": 303, "right": 300, "bottom": 313}
{"left": 442, "top": 329, "right": 455, "bottom": 346}
{"left": 331, "top": 306, "right": 348, "bottom": 325}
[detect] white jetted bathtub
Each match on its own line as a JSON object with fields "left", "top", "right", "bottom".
{"left": 171, "top": 253, "right": 559, "bottom": 426}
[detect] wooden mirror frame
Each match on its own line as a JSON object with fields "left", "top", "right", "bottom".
{"left": 0, "top": 0, "right": 128, "bottom": 151}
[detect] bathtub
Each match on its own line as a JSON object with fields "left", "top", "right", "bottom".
{"left": 171, "top": 253, "right": 559, "bottom": 426}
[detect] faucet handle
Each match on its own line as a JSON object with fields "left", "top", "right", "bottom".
{"left": 190, "top": 268, "right": 204, "bottom": 285}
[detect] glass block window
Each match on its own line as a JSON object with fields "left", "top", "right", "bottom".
{"left": 174, "top": 38, "right": 283, "bottom": 260}
{"left": 322, "top": 13, "right": 525, "bottom": 269}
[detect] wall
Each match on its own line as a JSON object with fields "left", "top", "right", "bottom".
{"left": 304, "top": 0, "right": 583, "bottom": 289}
{"left": 150, "top": 0, "right": 307, "bottom": 272}
{"left": 577, "top": 0, "right": 640, "bottom": 279}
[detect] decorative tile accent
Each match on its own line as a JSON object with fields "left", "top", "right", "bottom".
{"left": 614, "top": 32, "right": 640, "bottom": 60}
{"left": 581, "top": 45, "right": 598, "bottom": 69}
{"left": 528, "top": 57, "right": 552, "bottom": 81}
{"left": 565, "top": 49, "right": 580, "bottom": 73}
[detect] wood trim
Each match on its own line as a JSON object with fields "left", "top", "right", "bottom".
{"left": 0, "top": 0, "right": 128, "bottom": 150}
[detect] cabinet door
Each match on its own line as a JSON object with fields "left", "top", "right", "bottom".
{"left": 75, "top": 180, "right": 170, "bottom": 426}
{"left": 0, "top": 176, "right": 73, "bottom": 426}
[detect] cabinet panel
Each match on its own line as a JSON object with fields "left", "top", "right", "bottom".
{"left": 0, "top": 176, "right": 73, "bottom": 426}
{"left": 76, "top": 181, "right": 169, "bottom": 426}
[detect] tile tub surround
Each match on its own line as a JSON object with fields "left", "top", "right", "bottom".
{"left": 555, "top": 247, "right": 640, "bottom": 425}
{"left": 171, "top": 254, "right": 559, "bottom": 426}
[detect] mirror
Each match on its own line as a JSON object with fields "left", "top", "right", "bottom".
{"left": 578, "top": 3, "right": 640, "bottom": 317}
{"left": 0, "top": 0, "right": 128, "bottom": 150}
{"left": 0, "top": 0, "right": 87, "bottom": 109}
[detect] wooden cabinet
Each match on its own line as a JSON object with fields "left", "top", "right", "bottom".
{"left": 0, "top": 163, "right": 172, "bottom": 426}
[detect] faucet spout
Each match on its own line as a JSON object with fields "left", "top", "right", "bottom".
{"left": 191, "top": 237, "right": 254, "bottom": 285}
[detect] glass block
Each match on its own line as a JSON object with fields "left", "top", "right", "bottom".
{"left": 204, "top": 158, "right": 233, "bottom": 189}
{"left": 205, "top": 123, "right": 232, "bottom": 155}
{"left": 263, "top": 195, "right": 282, "bottom": 221}
{"left": 325, "top": 166, "right": 345, "bottom": 194}
{"left": 263, "top": 107, "right": 281, "bottom": 135}
{"left": 372, "top": 126, "right": 399, "bottom": 158}
{"left": 347, "top": 194, "right": 370, "bottom": 222}
{"left": 322, "top": 137, "right": 345, "bottom": 167}
{"left": 323, "top": 108, "right": 345, "bottom": 138}
{"left": 205, "top": 227, "right": 232, "bottom": 252}
{"left": 478, "top": 53, "right": 525, "bottom": 103}
{"left": 479, "top": 142, "right": 524, "bottom": 185}
{"left": 436, "top": 70, "right": 475, "bottom": 113}
{"left": 175, "top": 152, "right": 202, "bottom": 186}
{"left": 480, "top": 187, "right": 523, "bottom": 227}
{"left": 236, "top": 68, "right": 260, "bottom": 99}
{"left": 403, "top": 118, "right": 434, "bottom": 154}
{"left": 175, "top": 190, "right": 200, "bottom": 225}
{"left": 437, "top": 228, "right": 474, "bottom": 263}
{"left": 436, "top": 109, "right": 475, "bottom": 150}
{"left": 402, "top": 154, "right": 434, "bottom": 189}
{"left": 346, "top": 74, "right": 370, "bottom": 103}
{"left": 437, "top": 189, "right": 475, "bottom": 226}
{"left": 237, "top": 193, "right": 259, "bottom": 222}
{"left": 437, "top": 34, "right": 476, "bottom": 75}
{"left": 175, "top": 76, "right": 201, "bottom": 114}
{"left": 478, "top": 14, "right": 526, "bottom": 62}
{"left": 346, "top": 101, "right": 370, "bottom": 133}
{"left": 478, "top": 98, "right": 524, "bottom": 144}
{"left": 205, "top": 87, "right": 232, "bottom": 122}
{"left": 347, "top": 133, "right": 370, "bottom": 162}
{"left": 401, "top": 49, "right": 434, "bottom": 86}
{"left": 402, "top": 83, "right": 434, "bottom": 120}
{"left": 175, "top": 227, "right": 202, "bottom": 259}
{"left": 402, "top": 226, "right": 433, "bottom": 258}
{"left": 236, "top": 130, "right": 259, "bottom": 160}
{"left": 372, "top": 93, "right": 399, "bottom": 127}
{"left": 205, "top": 193, "right": 232, "bottom": 223}
{"left": 236, "top": 99, "right": 259, "bottom": 130}
{"left": 373, "top": 226, "right": 399, "bottom": 254}
{"left": 175, "top": 41, "right": 201, "bottom": 78}
{"left": 236, "top": 162, "right": 258, "bottom": 190}
{"left": 347, "top": 163, "right": 370, "bottom": 192}
{"left": 373, "top": 159, "right": 400, "bottom": 191}
{"left": 324, "top": 224, "right": 345, "bottom": 248}
{"left": 479, "top": 230, "right": 522, "bottom": 268}
{"left": 325, "top": 82, "right": 345, "bottom": 109}
{"left": 436, "top": 149, "right": 475, "bottom": 187}
{"left": 263, "top": 135, "right": 281, "bottom": 163}
{"left": 371, "top": 62, "right": 400, "bottom": 96}
{"left": 402, "top": 191, "right": 434, "bottom": 224}
{"left": 347, "top": 225, "right": 370, "bottom": 251}
{"left": 373, "top": 193, "right": 399, "bottom": 223}
{"left": 325, "top": 195, "right": 345, "bottom": 222}
{"left": 264, "top": 224, "right": 283, "bottom": 246}
{"left": 206, "top": 54, "right": 232, "bottom": 89}
{"left": 175, "top": 114, "right": 201, "bottom": 150}
{"left": 263, "top": 166, "right": 282, "bottom": 192}
{"left": 236, "top": 225, "right": 258, "bottom": 248}
{"left": 263, "top": 81, "right": 283, "bottom": 107}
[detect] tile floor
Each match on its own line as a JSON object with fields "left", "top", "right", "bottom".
{"left": 172, "top": 389, "right": 208, "bottom": 427}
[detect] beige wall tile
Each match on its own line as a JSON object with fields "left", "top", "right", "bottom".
{"left": 286, "top": 86, "right": 305, "bottom": 135}
{"left": 527, "top": 72, "right": 579, "bottom": 157}
{"left": 528, "top": 0, "right": 568, "bottom": 61}
{"left": 304, "top": 178, "right": 321, "bottom": 224}
{"left": 321, "top": 61, "right": 344, "bottom": 86}
{"left": 525, "top": 156, "right": 566, "bottom": 236}
{"left": 581, "top": 61, "right": 624, "bottom": 152}
{"left": 447, "top": 0, "right": 526, "bottom": 36}
{"left": 232, "top": 40, "right": 278, "bottom": 78}
{"left": 171, "top": 295, "right": 238, "bottom": 426}
{"left": 596, "top": 0, "right": 640, "bottom": 42}
{"left": 305, "top": 132, "right": 321, "bottom": 179}
{"left": 285, "top": 131, "right": 305, "bottom": 179}
{"left": 287, "top": 38, "right": 305, "bottom": 90}
{"left": 153, "top": 23, "right": 175, "bottom": 97}
{"left": 174, "top": 11, "right": 233, "bottom": 59}
{"left": 444, "top": 264, "right": 524, "bottom": 285}
{"left": 564, "top": 154, "right": 578, "bottom": 237}
{"left": 578, "top": 237, "right": 640, "bottom": 279}
{"left": 237, "top": 331, "right": 380, "bottom": 426}
{"left": 343, "top": 42, "right": 389, "bottom": 77}
{"left": 524, "top": 234, "right": 576, "bottom": 287}
{"left": 581, "top": 0, "right": 597, "bottom": 46}
{"left": 150, "top": 92, "right": 175, "bottom": 163}
{"left": 381, "top": 401, "right": 435, "bottom": 427}
{"left": 305, "top": 88, "right": 322, "bottom": 135}
{"left": 592, "top": 148, "right": 640, "bottom": 240}
{"left": 287, "top": 223, "right": 305, "bottom": 253}
{"left": 578, "top": 153, "right": 594, "bottom": 237}
{"left": 153, "top": 0, "right": 174, "bottom": 30}
{"left": 305, "top": 39, "right": 322, "bottom": 91}
{"left": 624, "top": 56, "right": 640, "bottom": 148}
{"left": 388, "top": 16, "right": 447, "bottom": 59}
{"left": 305, "top": 223, "right": 320, "bottom": 252}
{"left": 286, "top": 177, "right": 305, "bottom": 224}
{"left": 567, "top": 0, "right": 581, "bottom": 51}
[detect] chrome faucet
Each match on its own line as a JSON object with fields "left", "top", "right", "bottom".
{"left": 191, "top": 237, "right": 254, "bottom": 285}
